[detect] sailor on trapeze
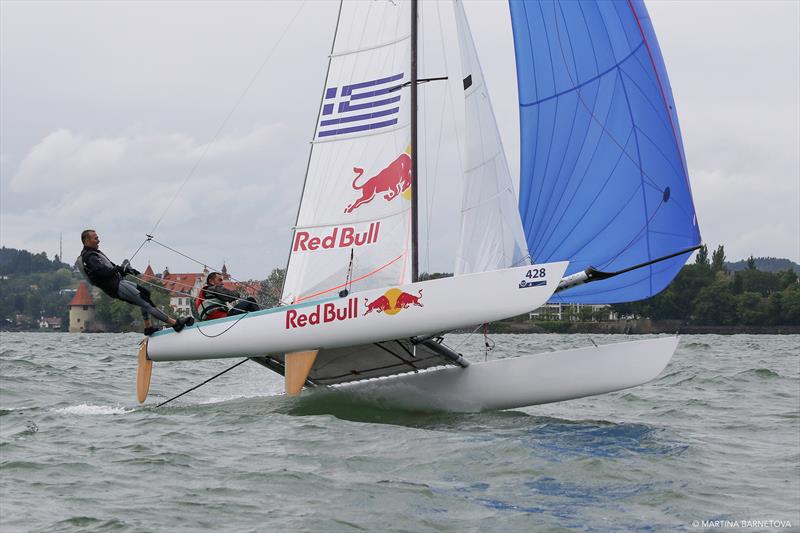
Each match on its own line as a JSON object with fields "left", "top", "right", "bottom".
{"left": 76, "top": 229, "right": 193, "bottom": 336}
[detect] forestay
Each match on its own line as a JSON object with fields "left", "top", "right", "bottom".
{"left": 282, "top": 0, "right": 415, "bottom": 305}
{"left": 510, "top": 0, "right": 701, "bottom": 303}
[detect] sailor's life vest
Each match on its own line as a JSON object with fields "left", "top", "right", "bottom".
{"left": 195, "top": 287, "right": 228, "bottom": 320}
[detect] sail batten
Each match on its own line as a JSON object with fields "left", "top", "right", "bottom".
{"left": 330, "top": 34, "right": 411, "bottom": 58}
{"left": 510, "top": 0, "right": 700, "bottom": 303}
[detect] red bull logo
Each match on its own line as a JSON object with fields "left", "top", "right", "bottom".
{"left": 344, "top": 150, "right": 412, "bottom": 214}
{"left": 285, "top": 297, "right": 359, "bottom": 329}
{"left": 293, "top": 222, "right": 380, "bottom": 252}
{"left": 363, "top": 288, "right": 423, "bottom": 316}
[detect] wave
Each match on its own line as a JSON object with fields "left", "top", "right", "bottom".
{"left": 735, "top": 368, "right": 781, "bottom": 379}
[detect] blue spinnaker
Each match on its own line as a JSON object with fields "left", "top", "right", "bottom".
{"left": 510, "top": 0, "right": 701, "bottom": 303}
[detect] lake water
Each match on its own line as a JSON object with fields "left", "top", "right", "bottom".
{"left": 1, "top": 333, "right": 798, "bottom": 532}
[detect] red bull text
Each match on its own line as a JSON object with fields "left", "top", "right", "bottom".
{"left": 293, "top": 222, "right": 380, "bottom": 252}
{"left": 345, "top": 152, "right": 411, "bottom": 214}
{"left": 285, "top": 297, "right": 359, "bottom": 329}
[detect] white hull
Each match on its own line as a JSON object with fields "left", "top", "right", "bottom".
{"left": 331, "top": 336, "right": 678, "bottom": 412}
{"left": 146, "top": 262, "right": 567, "bottom": 362}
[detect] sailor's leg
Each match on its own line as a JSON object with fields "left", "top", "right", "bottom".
{"left": 228, "top": 297, "right": 259, "bottom": 316}
{"left": 118, "top": 280, "right": 173, "bottom": 324}
{"left": 137, "top": 284, "right": 155, "bottom": 306}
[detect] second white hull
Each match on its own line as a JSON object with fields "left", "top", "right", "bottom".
{"left": 330, "top": 336, "right": 678, "bottom": 412}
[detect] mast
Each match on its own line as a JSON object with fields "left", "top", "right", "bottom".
{"left": 410, "top": 0, "right": 419, "bottom": 282}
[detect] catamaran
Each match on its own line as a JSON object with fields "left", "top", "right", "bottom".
{"left": 136, "top": 0, "right": 701, "bottom": 412}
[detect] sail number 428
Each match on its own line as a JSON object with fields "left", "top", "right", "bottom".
{"left": 526, "top": 268, "right": 546, "bottom": 279}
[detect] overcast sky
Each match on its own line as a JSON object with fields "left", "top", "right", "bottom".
{"left": 1, "top": 0, "right": 798, "bottom": 280}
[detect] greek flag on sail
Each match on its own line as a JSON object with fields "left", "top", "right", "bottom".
{"left": 318, "top": 73, "right": 404, "bottom": 138}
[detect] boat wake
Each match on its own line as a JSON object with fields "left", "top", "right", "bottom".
{"left": 53, "top": 404, "right": 134, "bottom": 416}
{"left": 196, "top": 392, "right": 279, "bottom": 405}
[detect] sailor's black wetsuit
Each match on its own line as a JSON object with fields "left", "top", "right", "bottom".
{"left": 79, "top": 246, "right": 171, "bottom": 324}
{"left": 79, "top": 247, "right": 122, "bottom": 298}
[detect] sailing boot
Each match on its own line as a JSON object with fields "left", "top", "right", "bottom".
{"left": 143, "top": 326, "right": 162, "bottom": 336}
{"left": 172, "top": 317, "right": 195, "bottom": 332}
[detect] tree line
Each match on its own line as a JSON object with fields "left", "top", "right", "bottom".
{"left": 0, "top": 248, "right": 74, "bottom": 327}
{"left": 610, "top": 246, "right": 800, "bottom": 325}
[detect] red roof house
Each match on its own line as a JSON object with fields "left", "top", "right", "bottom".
{"left": 161, "top": 272, "right": 207, "bottom": 297}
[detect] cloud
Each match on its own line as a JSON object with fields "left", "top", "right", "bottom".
{"left": 10, "top": 129, "right": 125, "bottom": 191}
{"left": 2, "top": 125, "right": 302, "bottom": 277}
{"left": 10, "top": 125, "right": 286, "bottom": 192}
{"left": 692, "top": 167, "right": 799, "bottom": 262}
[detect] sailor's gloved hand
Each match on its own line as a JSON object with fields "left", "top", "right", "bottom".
{"left": 119, "top": 260, "right": 140, "bottom": 276}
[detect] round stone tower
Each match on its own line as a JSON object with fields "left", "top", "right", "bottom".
{"left": 69, "top": 282, "right": 95, "bottom": 332}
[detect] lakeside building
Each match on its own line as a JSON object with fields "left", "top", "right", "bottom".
{"left": 38, "top": 316, "right": 62, "bottom": 330}
{"left": 530, "top": 303, "right": 617, "bottom": 322}
{"left": 142, "top": 264, "right": 259, "bottom": 318}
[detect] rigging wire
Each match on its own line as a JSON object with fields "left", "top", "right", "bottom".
{"left": 452, "top": 323, "right": 485, "bottom": 351}
{"left": 194, "top": 312, "right": 251, "bottom": 339}
{"left": 129, "top": 0, "right": 308, "bottom": 263}
{"left": 482, "top": 323, "right": 495, "bottom": 362}
{"left": 155, "top": 358, "right": 250, "bottom": 408}
{"left": 143, "top": 237, "right": 270, "bottom": 297}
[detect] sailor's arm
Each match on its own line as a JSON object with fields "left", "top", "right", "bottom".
{"left": 213, "top": 286, "right": 239, "bottom": 303}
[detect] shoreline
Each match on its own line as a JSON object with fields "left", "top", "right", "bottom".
{"left": 487, "top": 320, "right": 800, "bottom": 335}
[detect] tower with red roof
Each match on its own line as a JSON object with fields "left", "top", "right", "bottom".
{"left": 68, "top": 282, "right": 95, "bottom": 332}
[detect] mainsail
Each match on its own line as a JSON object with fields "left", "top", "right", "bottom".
{"left": 282, "top": 1, "right": 414, "bottom": 304}
{"left": 510, "top": 0, "right": 701, "bottom": 303}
